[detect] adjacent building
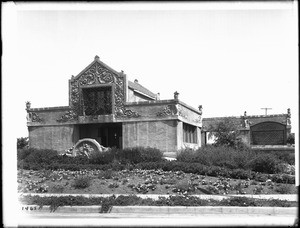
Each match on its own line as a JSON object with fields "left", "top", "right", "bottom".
{"left": 202, "top": 110, "right": 292, "bottom": 146}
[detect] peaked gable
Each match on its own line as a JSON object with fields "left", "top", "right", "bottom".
{"left": 73, "top": 55, "right": 121, "bottom": 83}
{"left": 69, "top": 56, "right": 129, "bottom": 118}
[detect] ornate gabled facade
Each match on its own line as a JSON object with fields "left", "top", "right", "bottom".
{"left": 26, "top": 56, "right": 203, "bottom": 153}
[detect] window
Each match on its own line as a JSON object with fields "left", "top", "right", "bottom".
{"left": 183, "top": 123, "right": 197, "bottom": 143}
{"left": 82, "top": 86, "right": 112, "bottom": 115}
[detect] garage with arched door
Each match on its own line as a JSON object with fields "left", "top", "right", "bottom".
{"left": 250, "top": 121, "right": 287, "bottom": 145}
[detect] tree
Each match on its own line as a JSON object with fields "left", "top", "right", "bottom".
{"left": 287, "top": 133, "right": 295, "bottom": 145}
{"left": 17, "top": 137, "right": 29, "bottom": 149}
{"left": 208, "top": 118, "right": 246, "bottom": 149}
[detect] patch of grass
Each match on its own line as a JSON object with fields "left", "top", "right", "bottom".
{"left": 49, "top": 184, "right": 64, "bottom": 193}
{"left": 98, "top": 169, "right": 115, "bottom": 179}
{"left": 274, "top": 184, "right": 292, "bottom": 194}
{"left": 160, "top": 178, "right": 177, "bottom": 185}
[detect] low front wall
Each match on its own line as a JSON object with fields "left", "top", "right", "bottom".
{"left": 28, "top": 125, "right": 76, "bottom": 153}
{"left": 122, "top": 120, "right": 178, "bottom": 152}
{"left": 251, "top": 145, "right": 295, "bottom": 153}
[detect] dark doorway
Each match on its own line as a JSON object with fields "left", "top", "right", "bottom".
{"left": 79, "top": 123, "right": 122, "bottom": 148}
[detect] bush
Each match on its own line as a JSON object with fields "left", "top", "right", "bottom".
{"left": 116, "top": 147, "right": 163, "bottom": 164}
{"left": 17, "top": 137, "right": 29, "bottom": 149}
{"left": 17, "top": 148, "right": 32, "bottom": 161}
{"left": 252, "top": 150, "right": 295, "bottom": 165}
{"left": 87, "top": 147, "right": 163, "bottom": 165}
{"left": 139, "top": 147, "right": 164, "bottom": 162}
{"left": 72, "top": 176, "right": 91, "bottom": 189}
{"left": 287, "top": 133, "right": 295, "bottom": 145}
{"left": 220, "top": 197, "right": 257, "bottom": 207}
{"left": 100, "top": 196, "right": 116, "bottom": 213}
{"left": 270, "top": 174, "right": 295, "bottom": 184}
{"left": 248, "top": 154, "right": 280, "bottom": 174}
{"left": 208, "top": 118, "right": 242, "bottom": 148}
{"left": 114, "top": 195, "right": 141, "bottom": 206}
{"left": 274, "top": 184, "right": 293, "bottom": 194}
{"left": 89, "top": 149, "right": 116, "bottom": 165}
{"left": 22, "top": 148, "right": 60, "bottom": 165}
{"left": 177, "top": 145, "right": 254, "bottom": 170}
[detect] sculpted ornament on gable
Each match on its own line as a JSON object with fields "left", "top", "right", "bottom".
{"left": 79, "top": 62, "right": 115, "bottom": 86}
{"left": 69, "top": 62, "right": 127, "bottom": 118}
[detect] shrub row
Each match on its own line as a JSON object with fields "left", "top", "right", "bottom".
{"left": 89, "top": 147, "right": 164, "bottom": 164}
{"left": 176, "top": 145, "right": 295, "bottom": 174}
{"left": 18, "top": 146, "right": 164, "bottom": 166}
{"left": 19, "top": 195, "right": 297, "bottom": 213}
{"left": 17, "top": 147, "right": 295, "bottom": 184}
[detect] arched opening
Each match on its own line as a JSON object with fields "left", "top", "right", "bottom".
{"left": 250, "top": 122, "right": 286, "bottom": 145}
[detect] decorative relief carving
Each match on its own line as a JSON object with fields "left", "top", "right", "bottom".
{"left": 69, "top": 61, "right": 126, "bottom": 119}
{"left": 157, "top": 105, "right": 178, "bottom": 117}
{"left": 27, "top": 112, "right": 44, "bottom": 123}
{"left": 114, "top": 76, "right": 126, "bottom": 118}
{"left": 178, "top": 106, "right": 188, "bottom": 119}
{"left": 157, "top": 105, "right": 172, "bottom": 116}
{"left": 117, "top": 108, "right": 140, "bottom": 118}
{"left": 57, "top": 110, "right": 78, "bottom": 122}
{"left": 79, "top": 63, "right": 115, "bottom": 86}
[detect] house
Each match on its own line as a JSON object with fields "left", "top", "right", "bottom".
{"left": 26, "top": 56, "right": 203, "bottom": 154}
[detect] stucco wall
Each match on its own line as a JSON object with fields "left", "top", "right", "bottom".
{"left": 28, "top": 125, "right": 75, "bottom": 152}
{"left": 122, "top": 120, "right": 178, "bottom": 152}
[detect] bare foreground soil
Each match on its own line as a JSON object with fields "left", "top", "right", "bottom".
{"left": 17, "top": 169, "right": 297, "bottom": 195}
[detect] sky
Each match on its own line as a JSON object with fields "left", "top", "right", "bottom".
{"left": 3, "top": 2, "right": 298, "bottom": 139}
{"left": 2, "top": 2, "right": 299, "bottom": 225}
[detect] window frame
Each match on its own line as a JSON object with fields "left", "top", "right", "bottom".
{"left": 80, "top": 84, "right": 115, "bottom": 116}
{"left": 183, "top": 122, "right": 197, "bottom": 144}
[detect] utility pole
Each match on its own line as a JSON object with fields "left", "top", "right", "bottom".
{"left": 261, "top": 108, "right": 272, "bottom": 115}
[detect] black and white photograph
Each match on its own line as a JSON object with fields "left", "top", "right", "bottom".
{"left": 2, "top": 1, "right": 298, "bottom": 227}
